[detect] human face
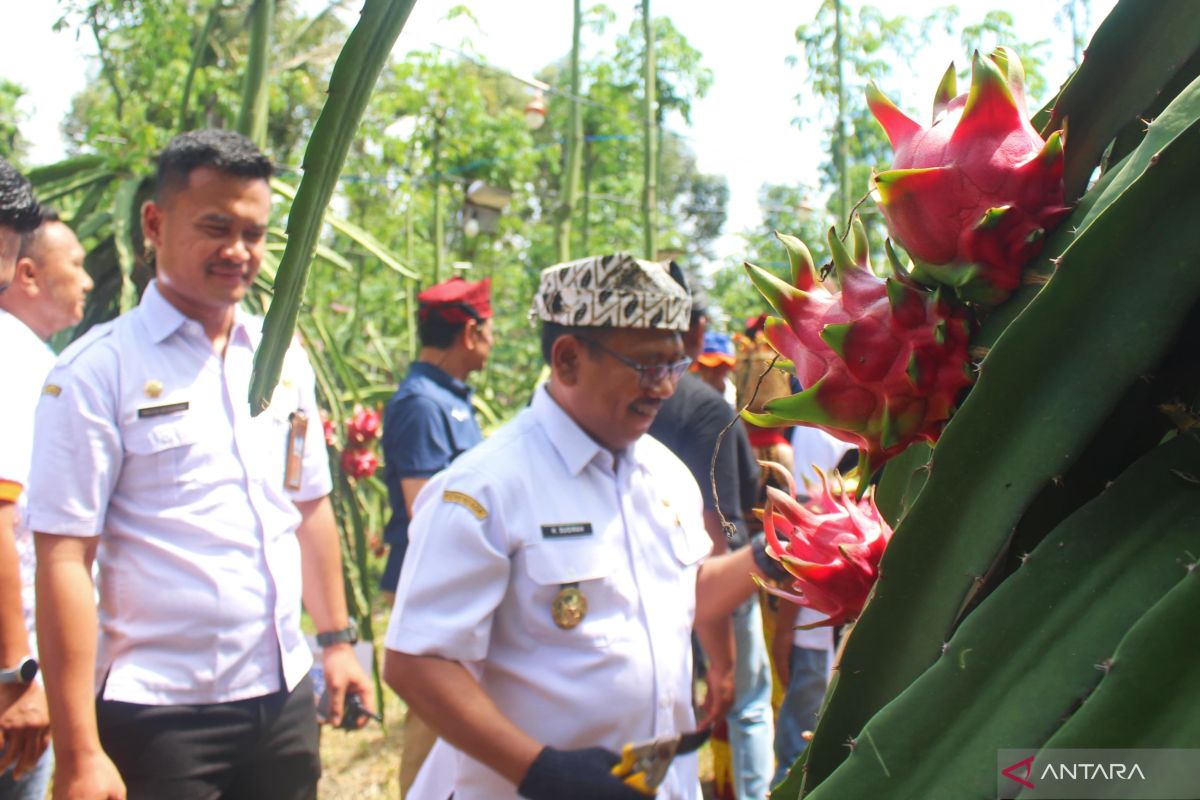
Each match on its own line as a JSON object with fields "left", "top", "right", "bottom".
{"left": 142, "top": 166, "right": 270, "bottom": 324}
{"left": 29, "top": 221, "right": 92, "bottom": 337}
{"left": 559, "top": 327, "right": 686, "bottom": 452}
{"left": 466, "top": 316, "right": 494, "bottom": 373}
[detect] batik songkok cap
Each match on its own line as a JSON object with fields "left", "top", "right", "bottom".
{"left": 530, "top": 253, "right": 691, "bottom": 331}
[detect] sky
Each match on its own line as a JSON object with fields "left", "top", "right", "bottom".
{"left": 1, "top": 0, "right": 1114, "bottom": 263}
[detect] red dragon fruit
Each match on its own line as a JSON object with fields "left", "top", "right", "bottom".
{"left": 345, "top": 404, "right": 381, "bottom": 446}
{"left": 757, "top": 465, "right": 893, "bottom": 628}
{"left": 742, "top": 222, "right": 973, "bottom": 482}
{"left": 868, "top": 47, "right": 1069, "bottom": 306}
{"left": 340, "top": 446, "right": 379, "bottom": 479}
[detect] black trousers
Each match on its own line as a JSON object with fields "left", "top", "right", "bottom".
{"left": 97, "top": 674, "right": 321, "bottom": 800}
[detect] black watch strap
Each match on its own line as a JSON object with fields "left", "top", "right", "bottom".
{"left": 316, "top": 621, "right": 358, "bottom": 648}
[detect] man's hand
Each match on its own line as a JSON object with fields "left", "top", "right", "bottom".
{"left": 697, "top": 659, "right": 735, "bottom": 730}
{"left": 51, "top": 749, "right": 125, "bottom": 800}
{"left": 319, "top": 643, "right": 373, "bottom": 728}
{"left": 0, "top": 681, "right": 50, "bottom": 778}
{"left": 517, "top": 746, "right": 649, "bottom": 800}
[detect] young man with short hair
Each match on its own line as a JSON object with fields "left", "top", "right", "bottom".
{"left": 30, "top": 129, "right": 371, "bottom": 800}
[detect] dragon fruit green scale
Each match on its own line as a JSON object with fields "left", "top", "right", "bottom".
{"left": 868, "top": 47, "right": 1070, "bottom": 306}
{"left": 742, "top": 223, "right": 973, "bottom": 483}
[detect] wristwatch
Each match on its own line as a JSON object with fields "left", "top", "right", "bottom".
{"left": 0, "top": 656, "right": 38, "bottom": 684}
{"left": 316, "top": 620, "right": 359, "bottom": 648}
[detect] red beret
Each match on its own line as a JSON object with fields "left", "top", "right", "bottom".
{"left": 417, "top": 277, "right": 492, "bottom": 324}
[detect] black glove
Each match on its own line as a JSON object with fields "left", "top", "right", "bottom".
{"left": 751, "top": 531, "right": 791, "bottom": 583}
{"left": 517, "top": 746, "right": 649, "bottom": 800}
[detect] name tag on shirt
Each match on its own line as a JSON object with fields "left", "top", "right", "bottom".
{"left": 541, "top": 523, "right": 594, "bottom": 539}
{"left": 137, "top": 401, "right": 189, "bottom": 418}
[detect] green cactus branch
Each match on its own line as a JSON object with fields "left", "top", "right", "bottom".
{"left": 249, "top": 0, "right": 418, "bottom": 416}
{"left": 803, "top": 435, "right": 1200, "bottom": 798}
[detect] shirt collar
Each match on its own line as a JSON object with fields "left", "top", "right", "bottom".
{"left": 531, "top": 384, "right": 628, "bottom": 477}
{"left": 138, "top": 280, "right": 255, "bottom": 346}
{"left": 410, "top": 360, "right": 473, "bottom": 399}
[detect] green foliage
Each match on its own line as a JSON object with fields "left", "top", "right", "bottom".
{"left": 0, "top": 79, "right": 27, "bottom": 161}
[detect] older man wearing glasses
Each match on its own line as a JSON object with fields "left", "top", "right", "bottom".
{"left": 383, "top": 254, "right": 785, "bottom": 800}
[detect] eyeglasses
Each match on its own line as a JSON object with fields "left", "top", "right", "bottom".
{"left": 576, "top": 336, "right": 692, "bottom": 389}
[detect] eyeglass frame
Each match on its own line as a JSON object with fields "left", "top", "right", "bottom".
{"left": 575, "top": 335, "right": 692, "bottom": 389}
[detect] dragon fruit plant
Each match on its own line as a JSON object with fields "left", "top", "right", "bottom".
{"left": 766, "top": 6, "right": 1200, "bottom": 797}
{"left": 758, "top": 465, "right": 893, "bottom": 629}
{"left": 743, "top": 221, "right": 973, "bottom": 482}
{"left": 867, "top": 47, "right": 1070, "bottom": 306}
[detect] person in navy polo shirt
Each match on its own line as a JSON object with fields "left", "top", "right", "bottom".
{"left": 381, "top": 275, "right": 493, "bottom": 793}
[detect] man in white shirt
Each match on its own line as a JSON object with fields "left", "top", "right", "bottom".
{"left": 28, "top": 129, "right": 372, "bottom": 800}
{"left": 0, "top": 160, "right": 47, "bottom": 800}
{"left": 384, "top": 254, "right": 786, "bottom": 800}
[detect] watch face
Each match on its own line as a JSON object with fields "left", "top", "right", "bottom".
{"left": 17, "top": 658, "right": 37, "bottom": 683}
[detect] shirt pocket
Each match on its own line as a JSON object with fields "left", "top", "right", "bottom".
{"left": 520, "top": 538, "right": 625, "bottom": 648}
{"left": 121, "top": 414, "right": 206, "bottom": 493}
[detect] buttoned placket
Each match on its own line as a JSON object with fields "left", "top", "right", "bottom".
{"left": 612, "top": 451, "right": 677, "bottom": 740}
{"left": 215, "top": 321, "right": 285, "bottom": 685}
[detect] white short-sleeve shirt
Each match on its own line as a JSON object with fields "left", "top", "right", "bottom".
{"left": 26, "top": 281, "right": 332, "bottom": 705}
{"left": 387, "top": 386, "right": 711, "bottom": 800}
{"left": 0, "top": 309, "right": 57, "bottom": 654}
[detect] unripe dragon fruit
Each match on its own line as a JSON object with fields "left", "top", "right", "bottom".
{"left": 868, "top": 47, "right": 1069, "bottom": 306}
{"left": 742, "top": 222, "right": 973, "bottom": 481}
{"left": 757, "top": 464, "right": 893, "bottom": 629}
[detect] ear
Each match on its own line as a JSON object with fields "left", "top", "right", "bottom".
{"left": 142, "top": 199, "right": 163, "bottom": 251}
{"left": 13, "top": 256, "right": 39, "bottom": 294}
{"left": 551, "top": 334, "right": 582, "bottom": 386}
{"left": 461, "top": 318, "right": 481, "bottom": 351}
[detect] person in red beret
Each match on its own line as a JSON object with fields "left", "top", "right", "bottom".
{"left": 381, "top": 275, "right": 494, "bottom": 794}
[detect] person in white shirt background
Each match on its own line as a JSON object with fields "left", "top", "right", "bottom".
{"left": 28, "top": 129, "right": 372, "bottom": 800}
{"left": 0, "top": 207, "right": 91, "bottom": 799}
{"left": 0, "top": 159, "right": 54, "bottom": 796}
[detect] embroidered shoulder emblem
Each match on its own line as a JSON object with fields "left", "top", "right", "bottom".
{"left": 443, "top": 490, "right": 487, "bottom": 519}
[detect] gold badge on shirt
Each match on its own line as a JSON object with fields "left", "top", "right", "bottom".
{"left": 42, "top": 383, "right": 61, "bottom": 397}
{"left": 552, "top": 583, "right": 588, "bottom": 630}
{"left": 144, "top": 379, "right": 164, "bottom": 398}
{"left": 443, "top": 490, "right": 488, "bottom": 519}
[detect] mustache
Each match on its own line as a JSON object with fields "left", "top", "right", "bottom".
{"left": 630, "top": 397, "right": 664, "bottom": 414}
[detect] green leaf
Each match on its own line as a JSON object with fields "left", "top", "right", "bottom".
{"left": 110, "top": 176, "right": 144, "bottom": 312}
{"left": 250, "top": 0, "right": 419, "bottom": 416}
{"left": 270, "top": 179, "right": 419, "bottom": 279}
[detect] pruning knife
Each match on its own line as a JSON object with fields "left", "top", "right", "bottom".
{"left": 610, "top": 728, "right": 712, "bottom": 795}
